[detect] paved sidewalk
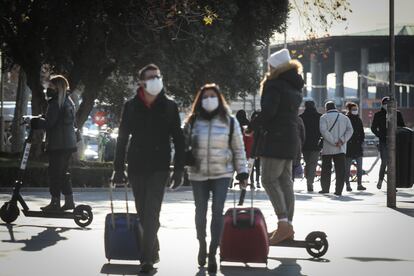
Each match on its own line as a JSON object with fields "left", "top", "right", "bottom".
{"left": 1, "top": 159, "right": 414, "bottom": 275}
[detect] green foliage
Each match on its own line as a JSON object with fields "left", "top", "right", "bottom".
{"left": 1, "top": 0, "right": 290, "bottom": 125}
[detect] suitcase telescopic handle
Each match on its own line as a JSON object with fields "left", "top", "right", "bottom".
{"left": 232, "top": 183, "right": 255, "bottom": 227}
{"left": 109, "top": 180, "right": 131, "bottom": 229}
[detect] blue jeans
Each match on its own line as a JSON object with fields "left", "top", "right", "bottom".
{"left": 191, "top": 178, "right": 231, "bottom": 251}
{"left": 345, "top": 157, "right": 363, "bottom": 187}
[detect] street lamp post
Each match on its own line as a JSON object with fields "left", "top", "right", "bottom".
{"left": 0, "top": 51, "right": 4, "bottom": 152}
{"left": 387, "top": 0, "right": 397, "bottom": 208}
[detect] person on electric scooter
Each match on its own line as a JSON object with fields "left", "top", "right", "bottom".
{"left": 249, "top": 49, "right": 303, "bottom": 245}
{"left": 31, "top": 75, "right": 77, "bottom": 212}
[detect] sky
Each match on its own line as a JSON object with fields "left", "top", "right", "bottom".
{"left": 273, "top": 0, "right": 414, "bottom": 43}
{"left": 272, "top": 0, "right": 414, "bottom": 90}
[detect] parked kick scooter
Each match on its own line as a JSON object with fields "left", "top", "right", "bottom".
{"left": 0, "top": 116, "right": 93, "bottom": 227}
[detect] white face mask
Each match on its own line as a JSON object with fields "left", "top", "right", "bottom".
{"left": 202, "top": 97, "right": 219, "bottom": 112}
{"left": 351, "top": 110, "right": 358, "bottom": 115}
{"left": 144, "top": 78, "right": 163, "bottom": 96}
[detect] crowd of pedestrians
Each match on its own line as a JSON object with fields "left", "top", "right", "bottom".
{"left": 34, "top": 48, "right": 406, "bottom": 274}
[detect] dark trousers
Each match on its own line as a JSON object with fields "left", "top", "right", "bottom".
{"left": 48, "top": 150, "right": 73, "bottom": 198}
{"left": 303, "top": 150, "right": 320, "bottom": 187}
{"left": 129, "top": 171, "right": 169, "bottom": 263}
{"left": 191, "top": 178, "right": 231, "bottom": 253}
{"left": 378, "top": 142, "right": 388, "bottom": 182}
{"left": 250, "top": 158, "right": 261, "bottom": 185}
{"left": 320, "top": 153, "right": 346, "bottom": 194}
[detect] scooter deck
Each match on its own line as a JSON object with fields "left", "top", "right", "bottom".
{"left": 22, "top": 209, "right": 75, "bottom": 219}
{"left": 270, "top": 239, "right": 309, "bottom": 248}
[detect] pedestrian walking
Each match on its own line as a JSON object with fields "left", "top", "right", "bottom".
{"left": 299, "top": 100, "right": 322, "bottom": 192}
{"left": 32, "top": 75, "right": 77, "bottom": 212}
{"left": 293, "top": 116, "right": 306, "bottom": 181}
{"left": 249, "top": 111, "right": 262, "bottom": 188}
{"left": 112, "top": 64, "right": 185, "bottom": 273}
{"left": 183, "top": 83, "right": 248, "bottom": 273}
{"left": 250, "top": 48, "right": 303, "bottom": 245}
{"left": 319, "top": 101, "right": 353, "bottom": 196}
{"left": 344, "top": 102, "right": 366, "bottom": 191}
{"left": 370, "top": 96, "right": 405, "bottom": 189}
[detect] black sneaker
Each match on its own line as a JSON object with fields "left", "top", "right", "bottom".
{"left": 41, "top": 197, "right": 61, "bottom": 212}
{"left": 346, "top": 186, "right": 352, "bottom": 192}
{"left": 334, "top": 192, "right": 342, "bottom": 196}
{"left": 318, "top": 190, "right": 329, "bottom": 194}
{"left": 357, "top": 185, "right": 367, "bottom": 191}
{"left": 140, "top": 262, "right": 154, "bottom": 274}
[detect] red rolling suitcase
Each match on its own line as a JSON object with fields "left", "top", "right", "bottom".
{"left": 220, "top": 185, "right": 269, "bottom": 264}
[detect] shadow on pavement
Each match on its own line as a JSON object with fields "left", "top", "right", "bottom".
{"left": 100, "top": 263, "right": 158, "bottom": 275}
{"left": 0, "top": 223, "right": 89, "bottom": 251}
{"left": 392, "top": 207, "right": 414, "bottom": 218}
{"left": 325, "top": 194, "right": 363, "bottom": 202}
{"left": 396, "top": 191, "right": 414, "bottom": 198}
{"left": 217, "top": 257, "right": 329, "bottom": 276}
{"left": 345, "top": 257, "right": 412, "bottom": 262}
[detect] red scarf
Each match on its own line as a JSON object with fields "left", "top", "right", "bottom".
{"left": 137, "top": 87, "right": 153, "bottom": 109}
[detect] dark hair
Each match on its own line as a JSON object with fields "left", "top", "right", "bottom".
{"left": 345, "top": 101, "right": 357, "bottom": 111}
{"left": 138, "top": 64, "right": 160, "bottom": 80}
{"left": 325, "top": 101, "right": 336, "bottom": 111}
{"left": 236, "top": 110, "right": 249, "bottom": 126}
{"left": 304, "top": 100, "right": 316, "bottom": 109}
{"left": 186, "top": 83, "right": 230, "bottom": 122}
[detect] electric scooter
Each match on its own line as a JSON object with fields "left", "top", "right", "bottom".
{"left": 0, "top": 117, "right": 93, "bottom": 228}
{"left": 238, "top": 183, "right": 328, "bottom": 258}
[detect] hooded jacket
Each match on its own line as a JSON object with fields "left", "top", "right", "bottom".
{"left": 251, "top": 60, "right": 304, "bottom": 159}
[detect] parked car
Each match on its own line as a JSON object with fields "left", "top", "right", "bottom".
{"left": 363, "top": 128, "right": 379, "bottom": 157}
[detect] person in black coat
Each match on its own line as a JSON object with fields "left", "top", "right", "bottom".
{"left": 344, "top": 102, "right": 366, "bottom": 191}
{"left": 250, "top": 48, "right": 303, "bottom": 245}
{"left": 33, "top": 75, "right": 77, "bottom": 212}
{"left": 371, "top": 96, "right": 405, "bottom": 189}
{"left": 112, "top": 64, "right": 185, "bottom": 273}
{"left": 299, "top": 100, "right": 322, "bottom": 191}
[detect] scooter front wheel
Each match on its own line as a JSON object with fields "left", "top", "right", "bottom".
{"left": 0, "top": 201, "right": 20, "bottom": 224}
{"left": 73, "top": 205, "right": 93, "bottom": 227}
{"left": 305, "top": 231, "right": 329, "bottom": 258}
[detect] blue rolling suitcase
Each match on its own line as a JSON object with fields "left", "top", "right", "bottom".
{"left": 104, "top": 182, "right": 143, "bottom": 261}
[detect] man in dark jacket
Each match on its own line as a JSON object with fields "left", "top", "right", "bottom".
{"left": 112, "top": 64, "right": 185, "bottom": 273}
{"left": 371, "top": 96, "right": 405, "bottom": 189}
{"left": 251, "top": 49, "right": 303, "bottom": 245}
{"left": 299, "top": 100, "right": 322, "bottom": 192}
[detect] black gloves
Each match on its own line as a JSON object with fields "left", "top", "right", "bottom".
{"left": 169, "top": 170, "right": 184, "bottom": 190}
{"left": 111, "top": 171, "right": 127, "bottom": 184}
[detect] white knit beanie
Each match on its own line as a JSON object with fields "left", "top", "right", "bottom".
{"left": 267, "top": 48, "right": 291, "bottom": 69}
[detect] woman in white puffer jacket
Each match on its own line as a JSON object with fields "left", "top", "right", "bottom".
{"left": 183, "top": 83, "right": 248, "bottom": 273}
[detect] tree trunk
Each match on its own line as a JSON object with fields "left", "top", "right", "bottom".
{"left": 22, "top": 63, "right": 46, "bottom": 158}
{"left": 10, "top": 68, "right": 29, "bottom": 153}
